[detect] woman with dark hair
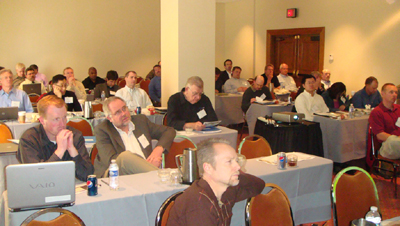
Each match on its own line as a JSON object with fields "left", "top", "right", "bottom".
{"left": 321, "top": 82, "right": 350, "bottom": 112}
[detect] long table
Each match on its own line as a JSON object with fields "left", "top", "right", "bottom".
{"left": 2, "top": 156, "right": 333, "bottom": 226}
{"left": 215, "top": 93, "right": 244, "bottom": 126}
{"left": 313, "top": 115, "right": 369, "bottom": 163}
{"left": 246, "top": 103, "right": 294, "bottom": 135}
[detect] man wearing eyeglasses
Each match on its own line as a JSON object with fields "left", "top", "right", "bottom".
{"left": 93, "top": 96, "right": 175, "bottom": 177}
{"left": 41, "top": 74, "right": 82, "bottom": 111}
{"left": 167, "top": 76, "right": 218, "bottom": 131}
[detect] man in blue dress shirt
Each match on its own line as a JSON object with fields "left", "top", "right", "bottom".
{"left": 149, "top": 65, "right": 161, "bottom": 106}
{"left": 0, "top": 69, "right": 33, "bottom": 112}
{"left": 351, "top": 76, "right": 382, "bottom": 108}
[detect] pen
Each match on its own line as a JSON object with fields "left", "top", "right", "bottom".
{"left": 101, "top": 179, "right": 109, "bottom": 186}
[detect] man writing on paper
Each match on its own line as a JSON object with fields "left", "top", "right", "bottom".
{"left": 241, "top": 75, "right": 273, "bottom": 113}
{"left": 94, "top": 96, "right": 175, "bottom": 177}
{"left": 17, "top": 95, "right": 93, "bottom": 181}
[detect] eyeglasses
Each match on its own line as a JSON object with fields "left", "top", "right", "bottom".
{"left": 54, "top": 84, "right": 67, "bottom": 89}
{"left": 112, "top": 106, "right": 129, "bottom": 117}
{"left": 188, "top": 87, "right": 203, "bottom": 97}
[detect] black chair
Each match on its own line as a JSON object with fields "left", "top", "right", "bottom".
{"left": 155, "top": 191, "right": 183, "bottom": 226}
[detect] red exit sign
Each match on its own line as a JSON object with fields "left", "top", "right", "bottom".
{"left": 287, "top": 8, "right": 297, "bottom": 18}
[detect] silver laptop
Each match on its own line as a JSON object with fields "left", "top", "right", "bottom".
{"left": 23, "top": 83, "right": 42, "bottom": 95}
{"left": 0, "top": 107, "right": 18, "bottom": 120}
{"left": 6, "top": 161, "right": 76, "bottom": 212}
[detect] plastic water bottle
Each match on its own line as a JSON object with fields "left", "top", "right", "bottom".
{"left": 101, "top": 91, "right": 106, "bottom": 101}
{"left": 349, "top": 103, "right": 355, "bottom": 119}
{"left": 109, "top": 160, "right": 119, "bottom": 190}
{"left": 365, "top": 206, "right": 381, "bottom": 226}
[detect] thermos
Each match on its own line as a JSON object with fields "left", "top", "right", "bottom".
{"left": 175, "top": 148, "right": 199, "bottom": 185}
{"left": 84, "top": 101, "right": 93, "bottom": 119}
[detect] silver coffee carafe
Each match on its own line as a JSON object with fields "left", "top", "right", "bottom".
{"left": 84, "top": 101, "right": 93, "bottom": 118}
{"left": 175, "top": 148, "right": 199, "bottom": 185}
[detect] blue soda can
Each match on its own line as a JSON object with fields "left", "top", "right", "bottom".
{"left": 136, "top": 106, "right": 141, "bottom": 114}
{"left": 277, "top": 152, "right": 287, "bottom": 170}
{"left": 87, "top": 175, "right": 98, "bottom": 196}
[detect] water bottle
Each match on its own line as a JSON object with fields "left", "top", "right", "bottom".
{"left": 109, "top": 160, "right": 119, "bottom": 190}
{"left": 101, "top": 91, "right": 106, "bottom": 101}
{"left": 365, "top": 206, "right": 381, "bottom": 226}
{"left": 349, "top": 103, "right": 355, "bottom": 119}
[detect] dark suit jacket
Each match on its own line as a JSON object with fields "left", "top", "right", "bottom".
{"left": 216, "top": 70, "right": 230, "bottom": 91}
{"left": 93, "top": 83, "right": 120, "bottom": 99}
{"left": 94, "top": 114, "right": 176, "bottom": 177}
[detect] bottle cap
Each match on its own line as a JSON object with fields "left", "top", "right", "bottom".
{"left": 111, "top": 159, "right": 116, "bottom": 163}
{"left": 370, "top": 206, "right": 378, "bottom": 211}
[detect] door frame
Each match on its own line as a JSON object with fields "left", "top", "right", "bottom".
{"left": 266, "top": 27, "right": 325, "bottom": 72}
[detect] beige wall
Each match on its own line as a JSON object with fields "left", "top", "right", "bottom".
{"left": 0, "top": 0, "right": 161, "bottom": 80}
{"left": 218, "top": 0, "right": 400, "bottom": 93}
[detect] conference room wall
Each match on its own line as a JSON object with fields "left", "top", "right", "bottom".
{"left": 0, "top": 0, "right": 161, "bottom": 81}
{"left": 221, "top": 0, "right": 400, "bottom": 93}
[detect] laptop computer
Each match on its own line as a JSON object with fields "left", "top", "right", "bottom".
{"left": 23, "top": 83, "right": 42, "bottom": 95}
{"left": 0, "top": 107, "right": 18, "bottom": 120}
{"left": 6, "top": 161, "right": 76, "bottom": 212}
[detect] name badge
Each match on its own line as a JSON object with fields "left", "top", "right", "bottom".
{"left": 110, "top": 91, "right": 116, "bottom": 96}
{"left": 138, "top": 134, "right": 150, "bottom": 149}
{"left": 11, "top": 101, "right": 20, "bottom": 107}
{"left": 259, "top": 93, "right": 266, "bottom": 100}
{"left": 197, "top": 109, "right": 207, "bottom": 119}
{"left": 396, "top": 118, "right": 400, "bottom": 128}
{"left": 65, "top": 97, "right": 73, "bottom": 104}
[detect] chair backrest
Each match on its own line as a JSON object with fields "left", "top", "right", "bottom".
{"left": 165, "top": 135, "right": 197, "bottom": 168}
{"left": 118, "top": 78, "right": 126, "bottom": 88}
{"left": 155, "top": 191, "right": 183, "bottom": 226}
{"left": 332, "top": 166, "right": 380, "bottom": 226}
{"left": 0, "top": 122, "right": 13, "bottom": 143}
{"left": 162, "top": 113, "right": 168, "bottom": 126}
{"left": 67, "top": 116, "right": 94, "bottom": 136}
{"left": 21, "top": 208, "right": 85, "bottom": 226}
{"left": 245, "top": 183, "right": 294, "bottom": 226}
{"left": 90, "top": 144, "right": 98, "bottom": 165}
{"left": 136, "top": 76, "right": 143, "bottom": 84}
{"left": 92, "top": 103, "right": 103, "bottom": 112}
{"left": 366, "top": 126, "right": 382, "bottom": 168}
{"left": 140, "top": 80, "right": 151, "bottom": 95}
{"left": 238, "top": 135, "right": 272, "bottom": 159}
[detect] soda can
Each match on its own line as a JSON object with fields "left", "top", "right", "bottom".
{"left": 136, "top": 106, "right": 141, "bottom": 114}
{"left": 277, "top": 152, "right": 287, "bottom": 170}
{"left": 87, "top": 175, "right": 98, "bottom": 196}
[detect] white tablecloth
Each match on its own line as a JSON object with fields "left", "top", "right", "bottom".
{"left": 246, "top": 103, "right": 294, "bottom": 135}
{"left": 2, "top": 156, "right": 333, "bottom": 226}
{"left": 215, "top": 94, "right": 244, "bottom": 126}
{"left": 313, "top": 115, "right": 369, "bottom": 163}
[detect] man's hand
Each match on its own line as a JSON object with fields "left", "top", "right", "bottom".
{"left": 66, "top": 130, "right": 78, "bottom": 157}
{"left": 53, "top": 86, "right": 63, "bottom": 98}
{"left": 67, "top": 77, "right": 75, "bottom": 87}
{"left": 250, "top": 98, "right": 256, "bottom": 103}
{"left": 339, "top": 105, "right": 346, "bottom": 111}
{"left": 237, "top": 87, "right": 247, "bottom": 92}
{"left": 184, "top": 122, "right": 205, "bottom": 131}
{"left": 147, "top": 146, "right": 163, "bottom": 167}
{"left": 54, "top": 130, "right": 70, "bottom": 159}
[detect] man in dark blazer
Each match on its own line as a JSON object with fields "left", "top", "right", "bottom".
{"left": 215, "top": 59, "right": 232, "bottom": 91}
{"left": 93, "top": 70, "right": 121, "bottom": 99}
{"left": 94, "top": 96, "right": 175, "bottom": 177}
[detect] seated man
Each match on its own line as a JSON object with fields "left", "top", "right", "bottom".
{"left": 64, "top": 67, "right": 87, "bottom": 101}
{"left": 93, "top": 70, "right": 120, "bottom": 99}
{"left": 295, "top": 75, "right": 329, "bottom": 121}
{"left": 42, "top": 74, "right": 82, "bottom": 111}
{"left": 215, "top": 59, "right": 233, "bottom": 88}
{"left": 167, "top": 76, "right": 218, "bottom": 131}
{"left": 18, "top": 66, "right": 47, "bottom": 94}
{"left": 13, "top": 63, "right": 25, "bottom": 88}
{"left": 276, "top": 63, "right": 297, "bottom": 92}
{"left": 30, "top": 64, "right": 49, "bottom": 87}
{"left": 352, "top": 76, "right": 382, "bottom": 108}
{"left": 369, "top": 83, "right": 400, "bottom": 159}
{"left": 94, "top": 96, "right": 175, "bottom": 177}
{"left": 167, "top": 138, "right": 265, "bottom": 225}
{"left": 241, "top": 75, "right": 273, "bottom": 113}
{"left": 214, "top": 67, "right": 222, "bottom": 93}
{"left": 321, "top": 69, "right": 332, "bottom": 89}
{"left": 223, "top": 66, "right": 250, "bottom": 94}
{"left": 261, "top": 64, "right": 279, "bottom": 88}
{"left": 115, "top": 71, "right": 153, "bottom": 110}
{"left": 148, "top": 65, "right": 161, "bottom": 106}
{"left": 0, "top": 69, "right": 33, "bottom": 112}
{"left": 82, "top": 67, "right": 105, "bottom": 90}
{"left": 296, "top": 71, "right": 325, "bottom": 98}
{"left": 17, "top": 95, "right": 94, "bottom": 181}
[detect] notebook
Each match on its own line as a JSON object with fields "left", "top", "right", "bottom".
{"left": 6, "top": 161, "right": 76, "bottom": 212}
{"left": 0, "top": 107, "right": 18, "bottom": 120}
{"left": 22, "top": 83, "right": 42, "bottom": 95}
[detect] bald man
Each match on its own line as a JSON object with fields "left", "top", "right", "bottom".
{"left": 321, "top": 69, "right": 331, "bottom": 89}
{"left": 241, "top": 75, "right": 273, "bottom": 113}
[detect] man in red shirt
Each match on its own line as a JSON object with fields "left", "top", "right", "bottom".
{"left": 369, "top": 83, "right": 400, "bottom": 159}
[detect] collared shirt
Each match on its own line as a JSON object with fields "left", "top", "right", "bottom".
{"left": 369, "top": 102, "right": 400, "bottom": 140}
{"left": 67, "top": 80, "right": 87, "bottom": 101}
{"left": 241, "top": 86, "right": 273, "bottom": 113}
{"left": 0, "top": 88, "right": 34, "bottom": 112}
{"left": 115, "top": 86, "right": 153, "bottom": 110}
{"left": 113, "top": 121, "right": 145, "bottom": 159}
{"left": 277, "top": 74, "right": 297, "bottom": 91}
{"left": 295, "top": 91, "right": 329, "bottom": 121}
{"left": 351, "top": 87, "right": 382, "bottom": 109}
{"left": 12, "top": 76, "right": 25, "bottom": 89}
{"left": 34, "top": 72, "right": 49, "bottom": 87}
{"left": 149, "top": 76, "right": 161, "bottom": 102}
{"left": 224, "top": 78, "right": 250, "bottom": 94}
{"left": 18, "top": 79, "right": 47, "bottom": 94}
{"left": 321, "top": 80, "right": 331, "bottom": 89}
{"left": 261, "top": 73, "right": 280, "bottom": 87}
